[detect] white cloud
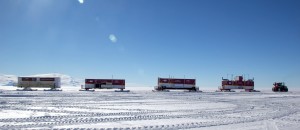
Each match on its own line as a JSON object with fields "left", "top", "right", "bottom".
{"left": 78, "top": 0, "right": 84, "bottom": 4}
{"left": 109, "top": 34, "right": 117, "bottom": 43}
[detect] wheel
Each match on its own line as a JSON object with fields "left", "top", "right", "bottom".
{"left": 283, "top": 87, "right": 288, "bottom": 92}
{"left": 157, "top": 86, "right": 163, "bottom": 91}
{"left": 191, "top": 87, "right": 196, "bottom": 91}
{"left": 273, "top": 87, "right": 278, "bottom": 92}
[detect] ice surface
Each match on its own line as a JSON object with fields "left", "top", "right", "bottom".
{"left": 0, "top": 86, "right": 299, "bottom": 130}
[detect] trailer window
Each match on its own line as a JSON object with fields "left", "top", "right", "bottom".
{"left": 40, "top": 78, "right": 55, "bottom": 81}
{"left": 22, "top": 78, "right": 37, "bottom": 81}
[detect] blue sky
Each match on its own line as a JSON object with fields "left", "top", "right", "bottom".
{"left": 0, "top": 0, "right": 299, "bottom": 89}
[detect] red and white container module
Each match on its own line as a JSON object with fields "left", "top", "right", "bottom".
{"left": 17, "top": 77, "right": 61, "bottom": 91}
{"left": 218, "top": 75, "right": 259, "bottom": 92}
{"left": 80, "top": 79, "right": 130, "bottom": 92}
{"left": 154, "top": 77, "right": 200, "bottom": 92}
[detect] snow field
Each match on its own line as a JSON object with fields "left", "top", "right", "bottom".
{"left": 0, "top": 89, "right": 299, "bottom": 130}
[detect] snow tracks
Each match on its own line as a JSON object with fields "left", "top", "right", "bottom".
{"left": 0, "top": 91, "right": 299, "bottom": 129}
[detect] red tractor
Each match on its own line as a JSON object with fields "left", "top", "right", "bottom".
{"left": 272, "top": 82, "right": 288, "bottom": 92}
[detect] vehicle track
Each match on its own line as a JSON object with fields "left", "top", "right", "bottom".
{"left": 0, "top": 91, "right": 299, "bottom": 129}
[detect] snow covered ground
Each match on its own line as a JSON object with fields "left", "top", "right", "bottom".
{"left": 0, "top": 86, "right": 299, "bottom": 130}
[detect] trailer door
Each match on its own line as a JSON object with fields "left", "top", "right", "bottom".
{"left": 95, "top": 84, "right": 101, "bottom": 88}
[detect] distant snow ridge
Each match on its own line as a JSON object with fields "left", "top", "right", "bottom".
{"left": 29, "top": 73, "right": 83, "bottom": 87}
{"left": 0, "top": 74, "right": 17, "bottom": 86}
{"left": 0, "top": 73, "right": 82, "bottom": 87}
